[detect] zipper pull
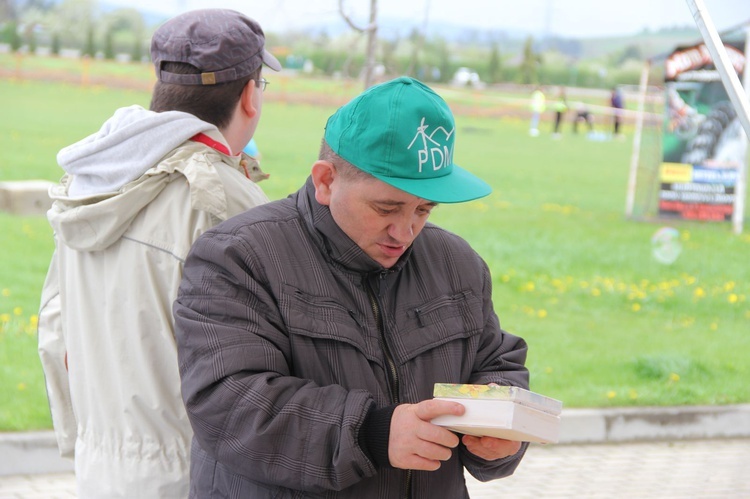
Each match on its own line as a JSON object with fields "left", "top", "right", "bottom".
{"left": 348, "top": 309, "right": 363, "bottom": 328}
{"left": 414, "top": 308, "right": 425, "bottom": 327}
{"left": 378, "top": 271, "right": 388, "bottom": 298}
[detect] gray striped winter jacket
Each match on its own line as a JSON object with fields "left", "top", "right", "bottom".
{"left": 174, "top": 177, "right": 529, "bottom": 498}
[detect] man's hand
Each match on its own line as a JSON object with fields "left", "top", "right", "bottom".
{"left": 461, "top": 435, "right": 522, "bottom": 461}
{"left": 388, "top": 399, "right": 464, "bottom": 471}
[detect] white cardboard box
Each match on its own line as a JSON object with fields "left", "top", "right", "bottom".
{"left": 431, "top": 384, "right": 562, "bottom": 444}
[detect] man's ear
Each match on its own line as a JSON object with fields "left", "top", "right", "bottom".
{"left": 240, "top": 80, "right": 258, "bottom": 119}
{"left": 311, "top": 160, "right": 336, "bottom": 206}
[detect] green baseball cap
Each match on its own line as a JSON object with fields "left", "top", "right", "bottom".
{"left": 324, "top": 77, "right": 492, "bottom": 203}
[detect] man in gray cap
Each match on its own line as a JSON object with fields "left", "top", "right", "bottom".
{"left": 37, "top": 9, "right": 280, "bottom": 498}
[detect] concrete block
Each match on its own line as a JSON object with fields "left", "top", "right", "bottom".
{"left": 0, "top": 180, "right": 55, "bottom": 216}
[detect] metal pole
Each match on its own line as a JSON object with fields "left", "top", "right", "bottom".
{"left": 625, "top": 60, "right": 651, "bottom": 218}
{"left": 686, "top": 0, "right": 750, "bottom": 233}
{"left": 733, "top": 27, "right": 750, "bottom": 234}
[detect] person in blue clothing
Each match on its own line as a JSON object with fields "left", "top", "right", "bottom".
{"left": 243, "top": 137, "right": 261, "bottom": 159}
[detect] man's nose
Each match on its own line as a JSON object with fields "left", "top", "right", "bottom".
{"left": 389, "top": 217, "right": 414, "bottom": 242}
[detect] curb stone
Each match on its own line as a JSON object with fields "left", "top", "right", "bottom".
{"left": 0, "top": 431, "right": 73, "bottom": 476}
{"left": 1, "top": 404, "right": 749, "bottom": 476}
{"left": 559, "top": 404, "right": 750, "bottom": 443}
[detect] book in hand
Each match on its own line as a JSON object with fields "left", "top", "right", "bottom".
{"left": 430, "top": 383, "right": 562, "bottom": 444}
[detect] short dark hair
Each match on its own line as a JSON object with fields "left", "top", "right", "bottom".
{"left": 149, "top": 61, "right": 261, "bottom": 129}
{"left": 318, "top": 139, "right": 373, "bottom": 181}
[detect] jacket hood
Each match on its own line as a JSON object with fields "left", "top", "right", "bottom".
{"left": 48, "top": 106, "right": 228, "bottom": 252}
{"left": 58, "top": 105, "right": 216, "bottom": 197}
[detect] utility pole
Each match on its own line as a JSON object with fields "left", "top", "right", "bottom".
{"left": 339, "top": 0, "right": 378, "bottom": 89}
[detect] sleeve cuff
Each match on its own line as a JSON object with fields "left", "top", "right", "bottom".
{"left": 358, "top": 404, "right": 397, "bottom": 468}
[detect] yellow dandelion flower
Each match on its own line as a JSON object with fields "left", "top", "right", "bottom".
{"left": 728, "top": 294, "right": 738, "bottom": 304}
{"left": 524, "top": 282, "right": 535, "bottom": 292}
{"left": 17, "top": 383, "right": 27, "bottom": 391}
{"left": 680, "top": 317, "right": 695, "bottom": 327}
{"left": 537, "top": 309, "right": 548, "bottom": 318}
{"left": 591, "top": 288, "right": 601, "bottom": 297}
{"left": 694, "top": 287, "right": 705, "bottom": 298}
{"left": 1, "top": 288, "right": 10, "bottom": 297}
{"left": 631, "top": 303, "right": 641, "bottom": 312}
{"left": 681, "top": 231, "right": 690, "bottom": 241}
{"left": 544, "top": 367, "right": 553, "bottom": 374}
{"left": 669, "top": 373, "right": 680, "bottom": 382}
{"left": 607, "top": 391, "right": 617, "bottom": 399}
{"left": 710, "top": 322, "right": 719, "bottom": 331}
{"left": 629, "top": 389, "right": 638, "bottom": 400}
{"left": 13, "top": 307, "right": 22, "bottom": 316}
{"left": 501, "top": 275, "right": 510, "bottom": 283}
{"left": 29, "top": 315, "right": 38, "bottom": 326}
{"left": 473, "top": 202, "right": 489, "bottom": 212}
{"left": 0, "top": 313, "right": 10, "bottom": 323}
{"left": 724, "top": 281, "right": 736, "bottom": 292}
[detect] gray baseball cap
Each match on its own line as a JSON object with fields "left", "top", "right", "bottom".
{"left": 151, "top": 8, "right": 281, "bottom": 86}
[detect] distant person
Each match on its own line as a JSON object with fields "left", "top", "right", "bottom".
{"left": 243, "top": 136, "right": 261, "bottom": 160}
{"left": 611, "top": 87, "right": 624, "bottom": 137}
{"left": 573, "top": 102, "right": 594, "bottom": 134}
{"left": 174, "top": 76, "right": 530, "bottom": 498}
{"left": 529, "top": 85, "right": 546, "bottom": 137}
{"left": 37, "top": 8, "right": 280, "bottom": 498}
{"left": 552, "top": 87, "right": 568, "bottom": 139}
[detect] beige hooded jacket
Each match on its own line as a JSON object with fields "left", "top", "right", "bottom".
{"left": 38, "top": 105, "right": 268, "bottom": 498}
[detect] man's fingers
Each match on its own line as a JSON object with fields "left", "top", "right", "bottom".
{"left": 415, "top": 398, "right": 465, "bottom": 421}
{"left": 462, "top": 435, "right": 523, "bottom": 461}
{"left": 393, "top": 454, "right": 443, "bottom": 472}
{"left": 389, "top": 403, "right": 463, "bottom": 470}
{"left": 413, "top": 438, "right": 454, "bottom": 462}
{"left": 416, "top": 417, "right": 460, "bottom": 449}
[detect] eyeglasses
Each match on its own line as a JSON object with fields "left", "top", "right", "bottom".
{"left": 257, "top": 78, "right": 269, "bottom": 92}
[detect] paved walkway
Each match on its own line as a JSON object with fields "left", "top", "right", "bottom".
{"left": 1, "top": 438, "right": 748, "bottom": 498}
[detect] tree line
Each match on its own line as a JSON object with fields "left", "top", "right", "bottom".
{"left": 1, "top": 0, "right": 646, "bottom": 88}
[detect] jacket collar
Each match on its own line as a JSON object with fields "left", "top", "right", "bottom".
{"left": 296, "top": 177, "right": 411, "bottom": 275}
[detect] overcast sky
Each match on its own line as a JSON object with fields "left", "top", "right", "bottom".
{"left": 107, "top": 0, "right": 746, "bottom": 39}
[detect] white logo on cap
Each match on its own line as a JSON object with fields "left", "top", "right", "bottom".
{"left": 407, "top": 117, "right": 454, "bottom": 173}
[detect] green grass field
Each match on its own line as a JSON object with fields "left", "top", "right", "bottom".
{"left": 1, "top": 76, "right": 749, "bottom": 432}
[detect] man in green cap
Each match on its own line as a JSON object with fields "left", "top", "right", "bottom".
{"left": 174, "top": 76, "right": 530, "bottom": 498}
